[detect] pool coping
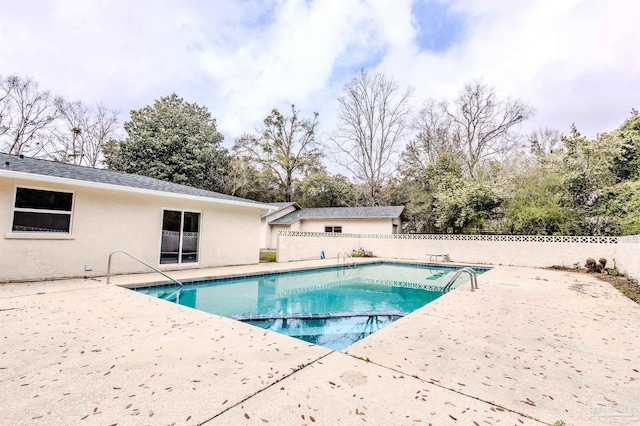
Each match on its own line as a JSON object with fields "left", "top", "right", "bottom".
{"left": 123, "top": 258, "right": 490, "bottom": 290}
{"left": 1, "top": 260, "right": 639, "bottom": 425}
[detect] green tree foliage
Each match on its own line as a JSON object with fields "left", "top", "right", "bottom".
{"left": 607, "top": 109, "right": 640, "bottom": 182}
{"left": 597, "top": 180, "right": 640, "bottom": 235}
{"left": 219, "top": 157, "right": 278, "bottom": 202}
{"left": 560, "top": 125, "right": 617, "bottom": 207}
{"left": 295, "top": 168, "right": 355, "bottom": 207}
{"left": 103, "top": 94, "right": 228, "bottom": 191}
{"left": 503, "top": 111, "right": 640, "bottom": 236}
{"left": 505, "top": 164, "right": 578, "bottom": 235}
{"left": 233, "top": 105, "right": 320, "bottom": 202}
{"left": 403, "top": 154, "right": 504, "bottom": 233}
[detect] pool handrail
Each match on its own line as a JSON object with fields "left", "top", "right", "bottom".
{"left": 442, "top": 267, "right": 478, "bottom": 293}
{"left": 337, "top": 251, "right": 355, "bottom": 266}
{"left": 106, "top": 249, "right": 183, "bottom": 290}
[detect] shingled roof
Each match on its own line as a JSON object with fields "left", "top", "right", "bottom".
{"left": 260, "top": 202, "right": 300, "bottom": 218}
{"left": 269, "top": 206, "right": 404, "bottom": 225}
{"left": 0, "top": 153, "right": 268, "bottom": 208}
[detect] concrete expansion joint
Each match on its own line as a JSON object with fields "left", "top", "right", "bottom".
{"left": 197, "top": 351, "right": 335, "bottom": 425}
{"left": 344, "top": 352, "right": 542, "bottom": 424}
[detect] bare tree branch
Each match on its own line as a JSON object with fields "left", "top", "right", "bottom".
{"left": 442, "top": 80, "right": 535, "bottom": 177}
{"left": 330, "top": 70, "right": 413, "bottom": 205}
{"left": 0, "top": 75, "right": 61, "bottom": 157}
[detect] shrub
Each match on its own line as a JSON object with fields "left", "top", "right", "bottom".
{"left": 585, "top": 257, "right": 605, "bottom": 273}
{"left": 352, "top": 248, "right": 374, "bottom": 258}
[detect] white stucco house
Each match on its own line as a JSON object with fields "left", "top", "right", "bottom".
{"left": 0, "top": 153, "right": 272, "bottom": 282}
{"left": 261, "top": 203, "right": 404, "bottom": 249}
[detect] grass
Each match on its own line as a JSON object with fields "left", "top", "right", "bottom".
{"left": 259, "top": 250, "right": 277, "bottom": 263}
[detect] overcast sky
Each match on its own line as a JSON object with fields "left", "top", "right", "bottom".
{"left": 1, "top": 0, "right": 639, "bottom": 151}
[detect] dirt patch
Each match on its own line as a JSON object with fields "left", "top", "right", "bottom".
{"left": 548, "top": 265, "right": 640, "bottom": 305}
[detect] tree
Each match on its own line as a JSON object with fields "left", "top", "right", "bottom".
{"left": 104, "top": 94, "right": 228, "bottom": 191}
{"left": 295, "top": 168, "right": 355, "bottom": 208}
{"left": 53, "top": 100, "right": 119, "bottom": 167}
{"left": 597, "top": 180, "right": 640, "bottom": 235}
{"left": 331, "top": 70, "right": 413, "bottom": 205}
{"left": 400, "top": 99, "right": 456, "bottom": 178}
{"left": 0, "top": 75, "right": 62, "bottom": 156}
{"left": 529, "top": 127, "right": 562, "bottom": 157}
{"left": 218, "top": 157, "right": 281, "bottom": 202}
{"left": 232, "top": 104, "right": 320, "bottom": 202}
{"left": 505, "top": 164, "right": 577, "bottom": 235}
{"left": 560, "top": 124, "right": 617, "bottom": 209}
{"left": 607, "top": 109, "right": 640, "bottom": 182}
{"left": 443, "top": 80, "right": 533, "bottom": 177}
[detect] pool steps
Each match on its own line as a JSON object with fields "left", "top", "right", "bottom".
{"left": 231, "top": 310, "right": 408, "bottom": 322}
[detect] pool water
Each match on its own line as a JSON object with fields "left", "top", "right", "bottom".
{"left": 135, "top": 262, "right": 483, "bottom": 350}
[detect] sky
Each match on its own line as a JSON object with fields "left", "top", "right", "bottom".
{"left": 1, "top": 0, "right": 639, "bottom": 155}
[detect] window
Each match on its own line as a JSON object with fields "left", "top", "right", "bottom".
{"left": 160, "top": 210, "right": 200, "bottom": 264}
{"left": 324, "top": 226, "right": 342, "bottom": 233}
{"left": 12, "top": 188, "right": 73, "bottom": 233}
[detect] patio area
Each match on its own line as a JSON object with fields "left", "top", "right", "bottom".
{"left": 1, "top": 260, "right": 639, "bottom": 425}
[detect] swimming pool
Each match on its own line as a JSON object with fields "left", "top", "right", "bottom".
{"left": 134, "top": 262, "right": 487, "bottom": 350}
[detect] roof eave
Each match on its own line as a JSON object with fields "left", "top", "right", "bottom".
{"left": 0, "top": 169, "right": 272, "bottom": 210}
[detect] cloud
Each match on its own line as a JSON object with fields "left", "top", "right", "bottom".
{"left": 381, "top": 0, "right": 640, "bottom": 137}
{"left": 1, "top": 0, "right": 638, "bottom": 156}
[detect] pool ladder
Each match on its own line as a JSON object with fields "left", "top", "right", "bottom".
{"left": 107, "top": 250, "right": 184, "bottom": 302}
{"left": 442, "top": 267, "right": 478, "bottom": 293}
{"left": 337, "top": 252, "right": 355, "bottom": 266}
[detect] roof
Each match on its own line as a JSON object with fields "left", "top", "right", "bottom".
{"left": 260, "top": 202, "right": 300, "bottom": 218}
{"left": 0, "top": 153, "right": 269, "bottom": 209}
{"left": 269, "top": 206, "right": 405, "bottom": 225}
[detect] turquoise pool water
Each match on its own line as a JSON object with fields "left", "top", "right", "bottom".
{"left": 135, "top": 262, "right": 486, "bottom": 350}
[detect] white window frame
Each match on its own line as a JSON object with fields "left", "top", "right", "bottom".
{"left": 159, "top": 209, "right": 202, "bottom": 266}
{"left": 11, "top": 186, "right": 74, "bottom": 235}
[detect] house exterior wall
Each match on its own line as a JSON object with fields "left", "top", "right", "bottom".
{"left": 261, "top": 205, "right": 298, "bottom": 249}
{"left": 298, "top": 218, "right": 395, "bottom": 234}
{"left": 268, "top": 225, "right": 290, "bottom": 249}
{"left": 1, "top": 177, "right": 261, "bottom": 282}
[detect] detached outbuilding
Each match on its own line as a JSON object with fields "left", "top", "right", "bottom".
{"left": 0, "top": 153, "right": 271, "bottom": 282}
{"left": 261, "top": 203, "right": 404, "bottom": 249}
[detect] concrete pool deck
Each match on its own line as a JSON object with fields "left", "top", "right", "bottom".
{"left": 1, "top": 260, "right": 639, "bottom": 425}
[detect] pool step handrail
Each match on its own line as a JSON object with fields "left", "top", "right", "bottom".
{"left": 337, "top": 251, "right": 354, "bottom": 266}
{"left": 442, "top": 267, "right": 478, "bottom": 293}
{"left": 106, "top": 249, "right": 183, "bottom": 290}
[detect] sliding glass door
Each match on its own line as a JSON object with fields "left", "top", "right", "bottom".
{"left": 160, "top": 210, "right": 200, "bottom": 264}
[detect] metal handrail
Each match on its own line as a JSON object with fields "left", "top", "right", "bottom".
{"left": 337, "top": 252, "right": 353, "bottom": 265}
{"left": 106, "top": 249, "right": 183, "bottom": 288}
{"left": 442, "top": 267, "right": 478, "bottom": 293}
